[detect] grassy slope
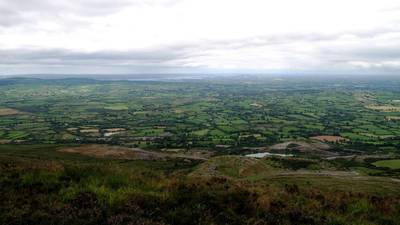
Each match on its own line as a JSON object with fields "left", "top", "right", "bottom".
{"left": 1, "top": 145, "right": 400, "bottom": 225}
{"left": 373, "top": 159, "right": 400, "bottom": 169}
{"left": 190, "top": 155, "right": 400, "bottom": 195}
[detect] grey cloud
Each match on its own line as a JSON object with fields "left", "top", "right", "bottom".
{"left": 0, "top": 0, "right": 182, "bottom": 27}
{"left": 0, "top": 44, "right": 198, "bottom": 75}
{"left": 340, "top": 47, "right": 400, "bottom": 60}
{"left": 234, "top": 31, "right": 400, "bottom": 69}
{"left": 0, "top": 45, "right": 193, "bottom": 67}
{"left": 207, "top": 28, "right": 400, "bottom": 51}
{"left": 1, "top": 22, "right": 400, "bottom": 74}
{"left": 4, "top": 30, "right": 399, "bottom": 72}
{"left": 198, "top": 34, "right": 335, "bottom": 50}
{"left": 0, "top": 7, "right": 25, "bottom": 27}
{"left": 317, "top": 37, "right": 400, "bottom": 63}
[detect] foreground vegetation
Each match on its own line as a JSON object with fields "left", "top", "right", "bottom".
{"left": 1, "top": 144, "right": 400, "bottom": 225}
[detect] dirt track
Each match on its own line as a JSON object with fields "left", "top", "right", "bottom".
{"left": 58, "top": 145, "right": 210, "bottom": 160}
{"left": 0, "top": 108, "right": 23, "bottom": 116}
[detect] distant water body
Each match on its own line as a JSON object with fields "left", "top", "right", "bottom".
{"left": 245, "top": 152, "right": 293, "bottom": 158}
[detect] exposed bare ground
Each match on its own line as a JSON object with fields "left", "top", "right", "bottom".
{"left": 104, "top": 128, "right": 126, "bottom": 132}
{"left": 271, "top": 141, "right": 329, "bottom": 150}
{"left": 250, "top": 102, "right": 263, "bottom": 107}
{"left": 0, "top": 108, "right": 23, "bottom": 116}
{"left": 0, "top": 139, "right": 11, "bottom": 144}
{"left": 353, "top": 92, "right": 375, "bottom": 103}
{"left": 276, "top": 170, "right": 359, "bottom": 177}
{"left": 326, "top": 154, "right": 394, "bottom": 162}
{"left": 162, "top": 148, "right": 214, "bottom": 160}
{"left": 58, "top": 145, "right": 211, "bottom": 160}
{"left": 270, "top": 140, "right": 337, "bottom": 156}
{"left": 80, "top": 129, "right": 99, "bottom": 133}
{"left": 58, "top": 145, "right": 163, "bottom": 160}
{"left": 310, "top": 135, "right": 348, "bottom": 142}
{"left": 366, "top": 105, "right": 400, "bottom": 112}
{"left": 386, "top": 116, "right": 400, "bottom": 121}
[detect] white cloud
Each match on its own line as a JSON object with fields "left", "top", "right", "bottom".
{"left": 0, "top": 0, "right": 400, "bottom": 74}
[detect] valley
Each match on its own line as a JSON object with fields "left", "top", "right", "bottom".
{"left": 1, "top": 76, "right": 400, "bottom": 225}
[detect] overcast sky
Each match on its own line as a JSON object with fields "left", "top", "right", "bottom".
{"left": 1, "top": 0, "right": 400, "bottom": 75}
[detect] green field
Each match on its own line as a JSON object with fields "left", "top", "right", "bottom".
{"left": 0, "top": 76, "right": 400, "bottom": 153}
{"left": 373, "top": 159, "right": 400, "bottom": 169}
